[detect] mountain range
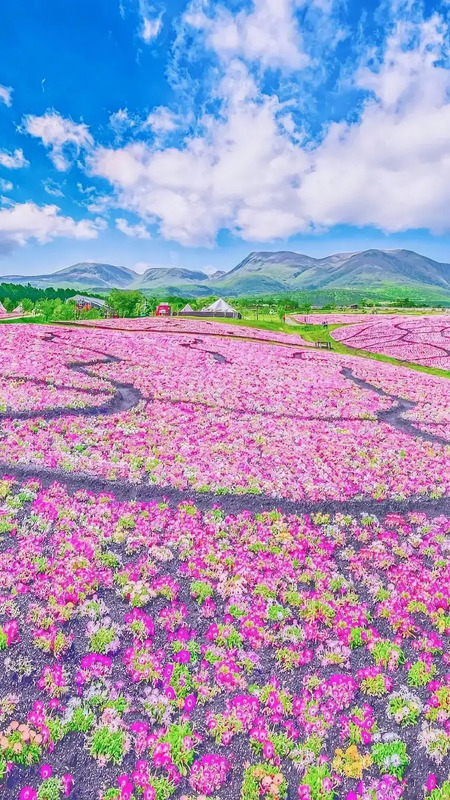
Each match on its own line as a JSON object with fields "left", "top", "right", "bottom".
{"left": 2, "top": 249, "right": 450, "bottom": 297}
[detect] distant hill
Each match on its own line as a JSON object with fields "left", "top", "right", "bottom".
{"left": 133, "top": 267, "right": 212, "bottom": 296}
{"left": 2, "top": 249, "right": 450, "bottom": 298}
{"left": 213, "top": 249, "right": 450, "bottom": 295}
{"left": 1, "top": 262, "right": 138, "bottom": 290}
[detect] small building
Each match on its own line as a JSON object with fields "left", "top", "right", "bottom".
{"left": 155, "top": 303, "right": 172, "bottom": 317}
{"left": 69, "top": 295, "right": 108, "bottom": 312}
{"left": 0, "top": 301, "right": 7, "bottom": 316}
{"left": 173, "top": 297, "right": 241, "bottom": 319}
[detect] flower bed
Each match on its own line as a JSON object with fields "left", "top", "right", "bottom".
{"left": 0, "top": 478, "right": 449, "bottom": 800}
{"left": 0, "top": 326, "right": 448, "bottom": 501}
{"left": 332, "top": 318, "right": 450, "bottom": 369}
{"left": 75, "top": 317, "right": 314, "bottom": 348}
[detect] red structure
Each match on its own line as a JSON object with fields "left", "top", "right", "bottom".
{"left": 156, "top": 303, "right": 172, "bottom": 317}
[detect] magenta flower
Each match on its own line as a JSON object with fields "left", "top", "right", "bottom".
{"left": 19, "top": 789, "right": 37, "bottom": 800}
{"left": 184, "top": 693, "right": 197, "bottom": 712}
{"left": 426, "top": 774, "right": 438, "bottom": 792}
{"left": 40, "top": 764, "right": 53, "bottom": 779}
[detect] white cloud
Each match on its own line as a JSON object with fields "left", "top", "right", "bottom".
{"left": 88, "top": 14, "right": 450, "bottom": 244}
{"left": 42, "top": 178, "right": 65, "bottom": 197}
{"left": 144, "top": 106, "right": 180, "bottom": 133}
{"left": 0, "top": 179, "right": 13, "bottom": 192}
{"left": 138, "top": 1, "right": 163, "bottom": 42}
{"left": 0, "top": 202, "right": 102, "bottom": 253}
{"left": 184, "top": 0, "right": 308, "bottom": 72}
{"left": 0, "top": 85, "right": 12, "bottom": 107}
{"left": 109, "top": 108, "right": 138, "bottom": 139}
{"left": 0, "top": 149, "right": 29, "bottom": 169}
{"left": 116, "top": 217, "right": 151, "bottom": 238}
{"left": 23, "top": 111, "right": 93, "bottom": 171}
{"left": 87, "top": 195, "right": 115, "bottom": 215}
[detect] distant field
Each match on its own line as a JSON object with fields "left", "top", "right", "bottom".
{"left": 332, "top": 316, "right": 450, "bottom": 369}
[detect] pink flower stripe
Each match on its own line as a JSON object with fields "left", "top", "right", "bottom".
{"left": 0, "top": 325, "right": 448, "bottom": 500}
{"left": 332, "top": 317, "right": 450, "bottom": 369}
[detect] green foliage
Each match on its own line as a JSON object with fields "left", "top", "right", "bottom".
{"left": 300, "top": 764, "right": 336, "bottom": 800}
{"left": 408, "top": 660, "right": 436, "bottom": 687}
{"left": 371, "top": 740, "right": 410, "bottom": 779}
{"left": 160, "top": 722, "right": 198, "bottom": 775}
{"left": 90, "top": 727, "right": 127, "bottom": 764}
{"left": 429, "top": 781, "right": 450, "bottom": 799}
{"left": 37, "top": 777, "right": 64, "bottom": 800}
{"left": 106, "top": 289, "right": 146, "bottom": 317}
{"left": 0, "top": 282, "right": 80, "bottom": 304}
{"left": 89, "top": 626, "right": 117, "bottom": 654}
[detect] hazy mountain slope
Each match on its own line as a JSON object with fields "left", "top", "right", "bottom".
{"left": 1, "top": 263, "right": 138, "bottom": 289}
{"left": 134, "top": 267, "right": 210, "bottom": 290}
{"left": 2, "top": 249, "right": 450, "bottom": 296}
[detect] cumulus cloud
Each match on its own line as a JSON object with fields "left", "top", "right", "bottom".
{"left": 116, "top": 217, "right": 151, "bottom": 238}
{"left": 0, "top": 84, "right": 12, "bottom": 107}
{"left": 0, "top": 202, "right": 102, "bottom": 253}
{"left": 138, "top": 1, "right": 163, "bottom": 42}
{"left": 0, "top": 149, "right": 29, "bottom": 169}
{"left": 88, "top": 13, "right": 450, "bottom": 244}
{"left": 183, "top": 0, "right": 308, "bottom": 72}
{"left": 23, "top": 111, "right": 93, "bottom": 171}
{"left": 0, "top": 179, "right": 13, "bottom": 192}
{"left": 144, "top": 106, "right": 180, "bottom": 133}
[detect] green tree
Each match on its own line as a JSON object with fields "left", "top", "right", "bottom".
{"left": 2, "top": 298, "right": 14, "bottom": 312}
{"left": 107, "top": 289, "right": 146, "bottom": 318}
{"left": 22, "top": 298, "right": 34, "bottom": 313}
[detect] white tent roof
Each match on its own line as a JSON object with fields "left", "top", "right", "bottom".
{"left": 205, "top": 298, "right": 236, "bottom": 313}
{"left": 180, "top": 303, "right": 194, "bottom": 312}
{"left": 0, "top": 301, "right": 7, "bottom": 315}
{"left": 13, "top": 303, "right": 24, "bottom": 314}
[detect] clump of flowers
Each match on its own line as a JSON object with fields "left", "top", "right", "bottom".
{"left": 241, "top": 764, "right": 288, "bottom": 799}
{"left": 388, "top": 689, "right": 423, "bottom": 726}
{"left": 189, "top": 754, "right": 232, "bottom": 795}
{"left": 407, "top": 659, "right": 436, "bottom": 688}
{"left": 371, "top": 739, "right": 410, "bottom": 779}
{"left": 332, "top": 745, "right": 372, "bottom": 779}
{"left": 0, "top": 619, "right": 20, "bottom": 649}
{"left": 418, "top": 724, "right": 450, "bottom": 764}
{"left": 0, "top": 720, "right": 42, "bottom": 765}
{"left": 298, "top": 763, "right": 336, "bottom": 800}
{"left": 357, "top": 667, "right": 393, "bottom": 697}
{"left": 340, "top": 705, "right": 377, "bottom": 745}
{"left": 37, "top": 665, "right": 69, "bottom": 699}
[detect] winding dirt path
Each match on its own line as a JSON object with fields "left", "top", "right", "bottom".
{"left": 341, "top": 367, "right": 450, "bottom": 446}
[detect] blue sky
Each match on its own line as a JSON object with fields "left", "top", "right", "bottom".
{"left": 1, "top": 0, "right": 450, "bottom": 276}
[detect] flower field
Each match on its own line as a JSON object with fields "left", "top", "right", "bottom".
{"left": 0, "top": 322, "right": 449, "bottom": 800}
{"left": 75, "top": 317, "right": 314, "bottom": 349}
{"left": 331, "top": 318, "right": 450, "bottom": 370}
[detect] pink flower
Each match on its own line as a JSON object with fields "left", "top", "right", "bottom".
{"left": 262, "top": 741, "right": 275, "bottom": 760}
{"left": 184, "top": 693, "right": 197, "bottom": 712}
{"left": 426, "top": 774, "right": 437, "bottom": 792}
{"left": 62, "top": 774, "right": 74, "bottom": 796}
{"left": 40, "top": 764, "right": 53, "bottom": 779}
{"left": 20, "top": 789, "right": 37, "bottom": 800}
